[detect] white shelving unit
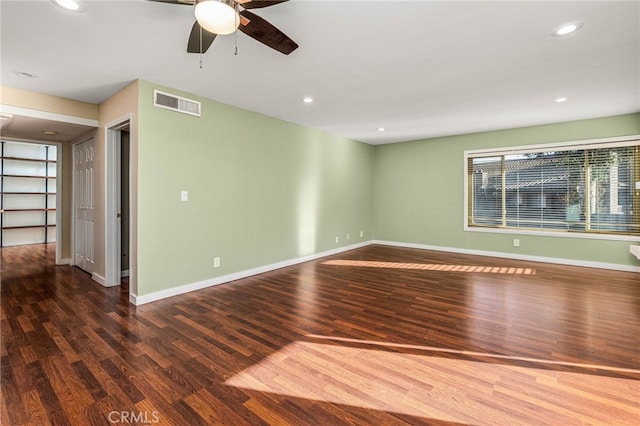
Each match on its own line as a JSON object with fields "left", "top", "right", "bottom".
{"left": 1, "top": 140, "right": 57, "bottom": 247}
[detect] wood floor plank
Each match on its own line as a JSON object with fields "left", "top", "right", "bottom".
{"left": 1, "top": 243, "right": 639, "bottom": 425}
{"left": 1, "top": 355, "right": 28, "bottom": 425}
{"left": 0, "top": 392, "right": 11, "bottom": 426}
{"left": 184, "top": 389, "right": 247, "bottom": 425}
{"left": 20, "top": 389, "right": 50, "bottom": 426}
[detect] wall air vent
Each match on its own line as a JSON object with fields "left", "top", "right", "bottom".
{"left": 153, "top": 90, "right": 201, "bottom": 117}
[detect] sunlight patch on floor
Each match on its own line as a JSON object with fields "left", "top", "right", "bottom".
{"left": 323, "top": 259, "right": 536, "bottom": 275}
{"left": 225, "top": 341, "right": 639, "bottom": 424}
{"left": 306, "top": 334, "right": 640, "bottom": 374}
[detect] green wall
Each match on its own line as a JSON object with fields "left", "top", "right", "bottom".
{"left": 136, "top": 78, "right": 637, "bottom": 299}
{"left": 137, "top": 80, "right": 373, "bottom": 296}
{"left": 373, "top": 113, "right": 640, "bottom": 267}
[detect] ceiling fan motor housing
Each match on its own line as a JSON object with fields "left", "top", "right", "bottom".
{"left": 194, "top": 0, "right": 240, "bottom": 35}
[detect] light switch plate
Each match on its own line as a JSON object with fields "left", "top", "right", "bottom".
{"left": 181, "top": 190, "right": 188, "bottom": 201}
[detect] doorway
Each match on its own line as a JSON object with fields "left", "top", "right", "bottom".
{"left": 120, "top": 130, "right": 130, "bottom": 278}
{"left": 105, "top": 116, "right": 133, "bottom": 289}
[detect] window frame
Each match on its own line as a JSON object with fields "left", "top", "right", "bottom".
{"left": 463, "top": 135, "right": 640, "bottom": 242}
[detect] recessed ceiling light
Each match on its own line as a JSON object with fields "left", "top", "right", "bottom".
{"left": 552, "top": 22, "right": 583, "bottom": 37}
{"left": 42, "top": 130, "right": 58, "bottom": 136}
{"left": 377, "top": 127, "right": 386, "bottom": 132}
{"left": 52, "top": 0, "right": 82, "bottom": 11}
{"left": 14, "top": 71, "right": 37, "bottom": 79}
{"left": 302, "top": 97, "right": 314, "bottom": 104}
{"left": 555, "top": 97, "right": 568, "bottom": 103}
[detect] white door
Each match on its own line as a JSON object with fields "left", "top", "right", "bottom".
{"left": 74, "top": 138, "right": 95, "bottom": 273}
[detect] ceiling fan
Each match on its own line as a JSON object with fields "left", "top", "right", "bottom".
{"left": 147, "top": 0, "right": 298, "bottom": 55}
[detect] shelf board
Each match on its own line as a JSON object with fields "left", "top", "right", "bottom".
{"left": 2, "top": 208, "right": 56, "bottom": 212}
{"left": 1, "top": 156, "right": 56, "bottom": 164}
{"left": 2, "top": 224, "right": 56, "bottom": 230}
{"left": 1, "top": 192, "right": 56, "bottom": 195}
{"left": 1, "top": 174, "right": 57, "bottom": 179}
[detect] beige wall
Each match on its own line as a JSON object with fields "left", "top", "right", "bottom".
{"left": 0, "top": 86, "right": 99, "bottom": 120}
{"left": 95, "top": 81, "right": 139, "bottom": 291}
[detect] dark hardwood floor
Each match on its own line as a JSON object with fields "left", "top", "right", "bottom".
{"left": 1, "top": 243, "right": 639, "bottom": 425}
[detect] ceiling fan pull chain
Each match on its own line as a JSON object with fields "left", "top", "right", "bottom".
{"left": 233, "top": 2, "right": 240, "bottom": 56}
{"left": 234, "top": 3, "right": 239, "bottom": 56}
{"left": 198, "top": 24, "right": 204, "bottom": 68}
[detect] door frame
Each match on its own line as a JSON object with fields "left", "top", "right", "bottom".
{"left": 105, "top": 114, "right": 133, "bottom": 288}
{"left": 54, "top": 141, "right": 63, "bottom": 264}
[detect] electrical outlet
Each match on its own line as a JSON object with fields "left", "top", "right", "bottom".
{"left": 335, "top": 236, "right": 339, "bottom": 243}
{"left": 360, "top": 230, "right": 364, "bottom": 238}
{"left": 513, "top": 239, "right": 520, "bottom": 247}
{"left": 214, "top": 257, "right": 221, "bottom": 268}
{"left": 346, "top": 233, "right": 350, "bottom": 240}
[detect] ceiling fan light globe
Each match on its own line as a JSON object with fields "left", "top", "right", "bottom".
{"left": 195, "top": 0, "right": 239, "bottom": 35}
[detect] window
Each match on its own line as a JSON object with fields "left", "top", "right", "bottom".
{"left": 465, "top": 136, "right": 640, "bottom": 238}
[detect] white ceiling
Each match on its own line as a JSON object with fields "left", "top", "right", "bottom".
{"left": 1, "top": 0, "right": 638, "bottom": 145}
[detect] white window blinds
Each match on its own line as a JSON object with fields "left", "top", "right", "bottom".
{"left": 467, "top": 138, "right": 640, "bottom": 236}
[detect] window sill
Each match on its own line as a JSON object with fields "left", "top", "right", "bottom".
{"left": 464, "top": 225, "right": 640, "bottom": 242}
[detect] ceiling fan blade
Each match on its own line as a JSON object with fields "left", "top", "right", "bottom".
{"left": 237, "top": 0, "right": 288, "bottom": 9}
{"left": 238, "top": 10, "right": 298, "bottom": 55}
{"left": 187, "top": 21, "right": 217, "bottom": 54}
{"left": 146, "top": 0, "right": 194, "bottom": 5}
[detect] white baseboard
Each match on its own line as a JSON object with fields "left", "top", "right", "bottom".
{"left": 121, "top": 269, "right": 130, "bottom": 278}
{"left": 131, "top": 241, "right": 373, "bottom": 306}
{"left": 374, "top": 240, "right": 640, "bottom": 273}
{"left": 91, "top": 272, "right": 120, "bottom": 287}
{"left": 91, "top": 272, "right": 106, "bottom": 285}
{"left": 129, "top": 238, "right": 638, "bottom": 306}
{"left": 57, "top": 257, "right": 73, "bottom": 266}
